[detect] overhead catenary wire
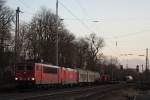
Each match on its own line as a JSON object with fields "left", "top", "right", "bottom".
{"left": 14, "top": 0, "right": 38, "bottom": 24}
{"left": 16, "top": 0, "right": 101, "bottom": 34}
{"left": 17, "top": 0, "right": 35, "bottom": 15}
{"left": 58, "top": 1, "right": 121, "bottom": 62}
{"left": 73, "top": 0, "right": 88, "bottom": 17}
{"left": 104, "top": 29, "right": 150, "bottom": 40}
{"left": 59, "top": 18, "right": 104, "bottom": 21}
{"left": 105, "top": 43, "right": 122, "bottom": 57}
{"left": 58, "top": 1, "right": 95, "bottom": 34}
{"left": 104, "top": 41, "right": 149, "bottom": 64}
{"left": 58, "top": 1, "right": 150, "bottom": 61}
{"left": 17, "top": 0, "right": 32, "bottom": 9}
{"left": 72, "top": 0, "right": 104, "bottom": 23}
{"left": 14, "top": 1, "right": 148, "bottom": 54}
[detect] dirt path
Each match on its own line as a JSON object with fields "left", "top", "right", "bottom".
{"left": 103, "top": 87, "right": 138, "bottom": 100}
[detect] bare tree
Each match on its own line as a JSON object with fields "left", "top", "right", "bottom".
{"left": 17, "top": 23, "right": 29, "bottom": 60}
{"left": 21, "top": 8, "right": 76, "bottom": 67}
{"left": 24, "top": 8, "right": 61, "bottom": 63}
{"left": 86, "top": 33, "right": 104, "bottom": 70}
{"left": 75, "top": 38, "right": 89, "bottom": 69}
{"left": 0, "top": 0, "right": 14, "bottom": 83}
{"left": 58, "top": 28, "right": 76, "bottom": 67}
{"left": 0, "top": 4, "right": 13, "bottom": 52}
{"left": 0, "top": 0, "right": 14, "bottom": 67}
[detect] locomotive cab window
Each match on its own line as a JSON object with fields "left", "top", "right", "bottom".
{"left": 43, "top": 66, "right": 57, "bottom": 74}
{"left": 16, "top": 66, "right": 25, "bottom": 71}
{"left": 15, "top": 65, "right": 34, "bottom": 71}
{"left": 26, "top": 66, "right": 34, "bottom": 70}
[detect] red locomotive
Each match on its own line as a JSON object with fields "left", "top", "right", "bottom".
{"left": 14, "top": 62, "right": 100, "bottom": 87}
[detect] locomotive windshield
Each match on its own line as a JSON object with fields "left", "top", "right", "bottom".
{"left": 16, "top": 65, "right": 34, "bottom": 71}
{"left": 16, "top": 66, "right": 25, "bottom": 70}
{"left": 26, "top": 66, "right": 34, "bottom": 70}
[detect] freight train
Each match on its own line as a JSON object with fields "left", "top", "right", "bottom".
{"left": 14, "top": 62, "right": 102, "bottom": 87}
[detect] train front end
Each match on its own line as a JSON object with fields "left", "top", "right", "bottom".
{"left": 14, "top": 63, "right": 35, "bottom": 86}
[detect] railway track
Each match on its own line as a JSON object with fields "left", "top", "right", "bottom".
{"left": 0, "top": 83, "right": 127, "bottom": 100}
{"left": 24, "top": 83, "right": 126, "bottom": 100}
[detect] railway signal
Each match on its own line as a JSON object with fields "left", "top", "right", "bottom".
{"left": 120, "top": 65, "right": 123, "bottom": 70}
{"left": 136, "top": 65, "right": 139, "bottom": 72}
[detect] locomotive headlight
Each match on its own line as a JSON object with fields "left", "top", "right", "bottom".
{"left": 31, "top": 77, "right": 35, "bottom": 81}
{"left": 15, "top": 77, "right": 18, "bottom": 80}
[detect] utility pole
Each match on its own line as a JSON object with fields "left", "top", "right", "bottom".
{"left": 111, "top": 56, "right": 113, "bottom": 81}
{"left": 56, "top": 0, "right": 59, "bottom": 66}
{"left": 126, "top": 59, "right": 128, "bottom": 69}
{"left": 145, "top": 48, "right": 149, "bottom": 71}
{"left": 15, "top": 7, "right": 21, "bottom": 63}
{"left": 142, "top": 64, "right": 144, "bottom": 72}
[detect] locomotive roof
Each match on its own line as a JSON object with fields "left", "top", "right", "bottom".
{"left": 15, "top": 62, "right": 35, "bottom": 65}
{"left": 36, "top": 63, "right": 60, "bottom": 68}
{"left": 66, "top": 68, "right": 77, "bottom": 71}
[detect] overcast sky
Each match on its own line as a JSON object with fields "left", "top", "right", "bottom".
{"left": 6, "top": 0, "right": 150, "bottom": 69}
